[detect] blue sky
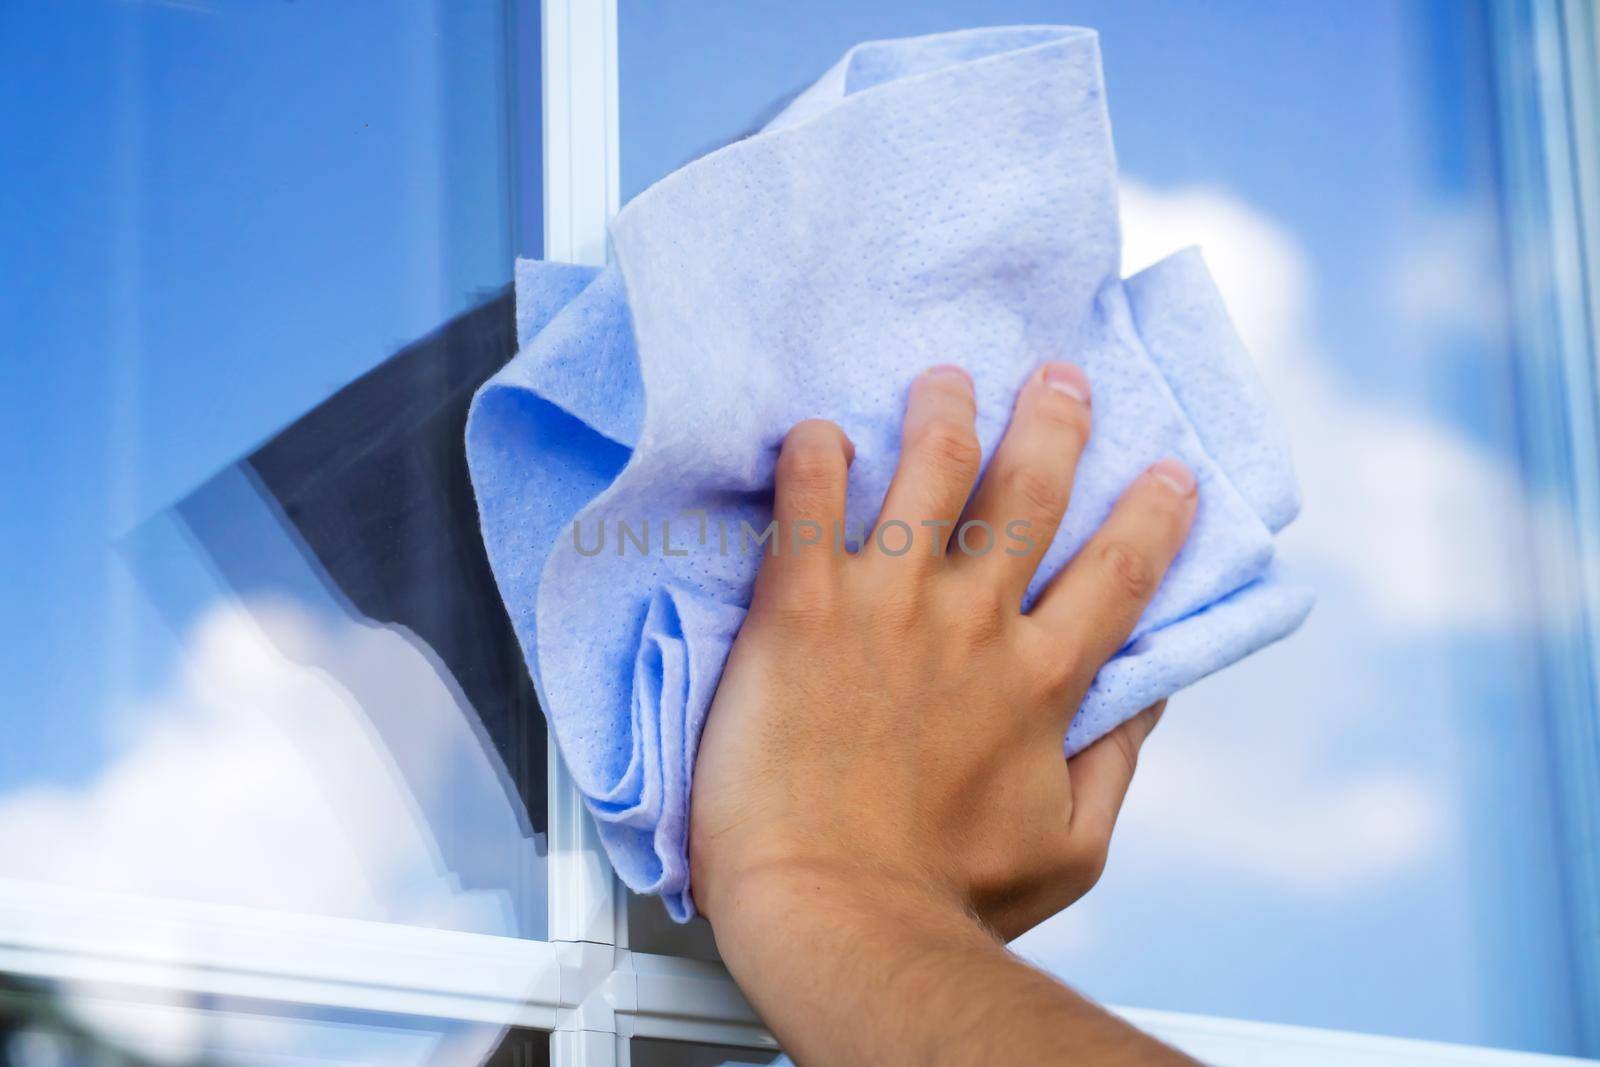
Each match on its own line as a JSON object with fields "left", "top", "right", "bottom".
{"left": 0, "top": 0, "right": 1583, "bottom": 1057}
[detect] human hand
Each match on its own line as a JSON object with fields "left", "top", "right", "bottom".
{"left": 690, "top": 361, "right": 1197, "bottom": 941}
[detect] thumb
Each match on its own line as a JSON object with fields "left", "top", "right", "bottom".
{"left": 1065, "top": 699, "right": 1167, "bottom": 840}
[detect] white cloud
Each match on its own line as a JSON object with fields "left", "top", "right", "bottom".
{"left": 1120, "top": 179, "right": 1533, "bottom": 630}
{"left": 0, "top": 599, "right": 538, "bottom": 932}
{"left": 1390, "top": 204, "right": 1509, "bottom": 345}
{"left": 1119, "top": 710, "right": 1442, "bottom": 893}
{"left": 0, "top": 599, "right": 541, "bottom": 1062}
{"left": 1120, "top": 182, "right": 1311, "bottom": 373}
{"left": 1017, "top": 646, "right": 1450, "bottom": 970}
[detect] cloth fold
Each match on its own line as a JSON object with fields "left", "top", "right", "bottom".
{"left": 467, "top": 25, "right": 1313, "bottom": 920}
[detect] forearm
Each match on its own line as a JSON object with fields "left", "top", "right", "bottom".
{"left": 706, "top": 860, "right": 1196, "bottom": 1067}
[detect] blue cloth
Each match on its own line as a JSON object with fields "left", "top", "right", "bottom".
{"left": 467, "top": 26, "right": 1313, "bottom": 920}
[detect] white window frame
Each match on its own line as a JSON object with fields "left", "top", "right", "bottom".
{"left": 0, "top": 1, "right": 1595, "bottom": 1065}
{"left": 0, "top": 874, "right": 1592, "bottom": 1066}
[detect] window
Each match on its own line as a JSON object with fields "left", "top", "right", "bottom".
{"left": 614, "top": 0, "right": 1600, "bottom": 1058}
{"left": 4, "top": 0, "right": 545, "bottom": 939}
{"left": 3, "top": 0, "right": 562, "bottom": 1059}
{"left": 4, "top": 0, "right": 1598, "bottom": 1064}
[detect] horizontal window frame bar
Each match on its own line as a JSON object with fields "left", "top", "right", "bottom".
{"left": 0, "top": 878, "right": 1590, "bottom": 1064}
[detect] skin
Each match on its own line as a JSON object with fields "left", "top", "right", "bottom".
{"left": 690, "top": 361, "right": 1204, "bottom": 1066}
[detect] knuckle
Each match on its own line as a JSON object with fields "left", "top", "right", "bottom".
{"left": 959, "top": 586, "right": 1011, "bottom": 642}
{"left": 766, "top": 580, "right": 838, "bottom": 630}
{"left": 1096, "top": 540, "right": 1158, "bottom": 602}
{"left": 1030, "top": 635, "right": 1086, "bottom": 695}
{"left": 878, "top": 586, "right": 924, "bottom": 634}
{"left": 913, "top": 418, "right": 982, "bottom": 474}
{"left": 1004, "top": 463, "right": 1067, "bottom": 518}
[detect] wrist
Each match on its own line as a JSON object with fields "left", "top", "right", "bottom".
{"left": 693, "top": 850, "right": 1032, "bottom": 1066}
{"left": 696, "top": 846, "right": 984, "bottom": 955}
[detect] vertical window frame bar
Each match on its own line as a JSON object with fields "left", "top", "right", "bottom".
{"left": 540, "top": 0, "right": 622, "bottom": 959}
{"left": 1491, "top": 0, "right": 1600, "bottom": 1052}
{"left": 540, "top": 0, "right": 623, "bottom": 1063}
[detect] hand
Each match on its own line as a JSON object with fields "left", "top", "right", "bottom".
{"left": 691, "top": 361, "right": 1197, "bottom": 941}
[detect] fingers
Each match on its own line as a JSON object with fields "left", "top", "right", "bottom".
{"left": 1028, "top": 458, "right": 1197, "bottom": 668}
{"left": 871, "top": 365, "right": 982, "bottom": 563}
{"left": 757, "top": 419, "right": 854, "bottom": 593}
{"left": 957, "top": 362, "right": 1091, "bottom": 604}
{"left": 1066, "top": 700, "right": 1166, "bottom": 844}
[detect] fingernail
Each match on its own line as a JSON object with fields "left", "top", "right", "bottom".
{"left": 1149, "top": 457, "right": 1196, "bottom": 496}
{"left": 1042, "top": 362, "right": 1090, "bottom": 404}
{"left": 927, "top": 363, "right": 973, "bottom": 387}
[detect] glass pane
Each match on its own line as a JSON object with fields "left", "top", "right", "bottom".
{"left": 617, "top": 0, "right": 1581, "bottom": 1056}
{"left": 630, "top": 1038, "right": 782, "bottom": 1067}
{"left": 0, "top": 977, "right": 549, "bottom": 1067}
{"left": 627, "top": 891, "right": 721, "bottom": 962}
{"left": 2, "top": 1, "right": 548, "bottom": 938}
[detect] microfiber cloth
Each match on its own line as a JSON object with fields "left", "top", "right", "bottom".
{"left": 467, "top": 26, "right": 1313, "bottom": 920}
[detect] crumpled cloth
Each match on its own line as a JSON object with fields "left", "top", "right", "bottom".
{"left": 467, "top": 25, "right": 1313, "bottom": 920}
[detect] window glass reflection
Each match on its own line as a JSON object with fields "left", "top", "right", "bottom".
{"left": 3, "top": 0, "right": 547, "bottom": 937}
{"left": 0, "top": 977, "right": 549, "bottom": 1067}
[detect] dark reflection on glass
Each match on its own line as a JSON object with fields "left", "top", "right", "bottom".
{"left": 126, "top": 290, "right": 549, "bottom": 937}
{"left": 628, "top": 891, "right": 721, "bottom": 962}
{"left": 0, "top": 975, "right": 549, "bottom": 1067}
{"left": 244, "top": 289, "right": 544, "bottom": 813}
{"left": 483, "top": 1027, "right": 552, "bottom": 1067}
{"left": 630, "top": 1038, "right": 782, "bottom": 1067}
